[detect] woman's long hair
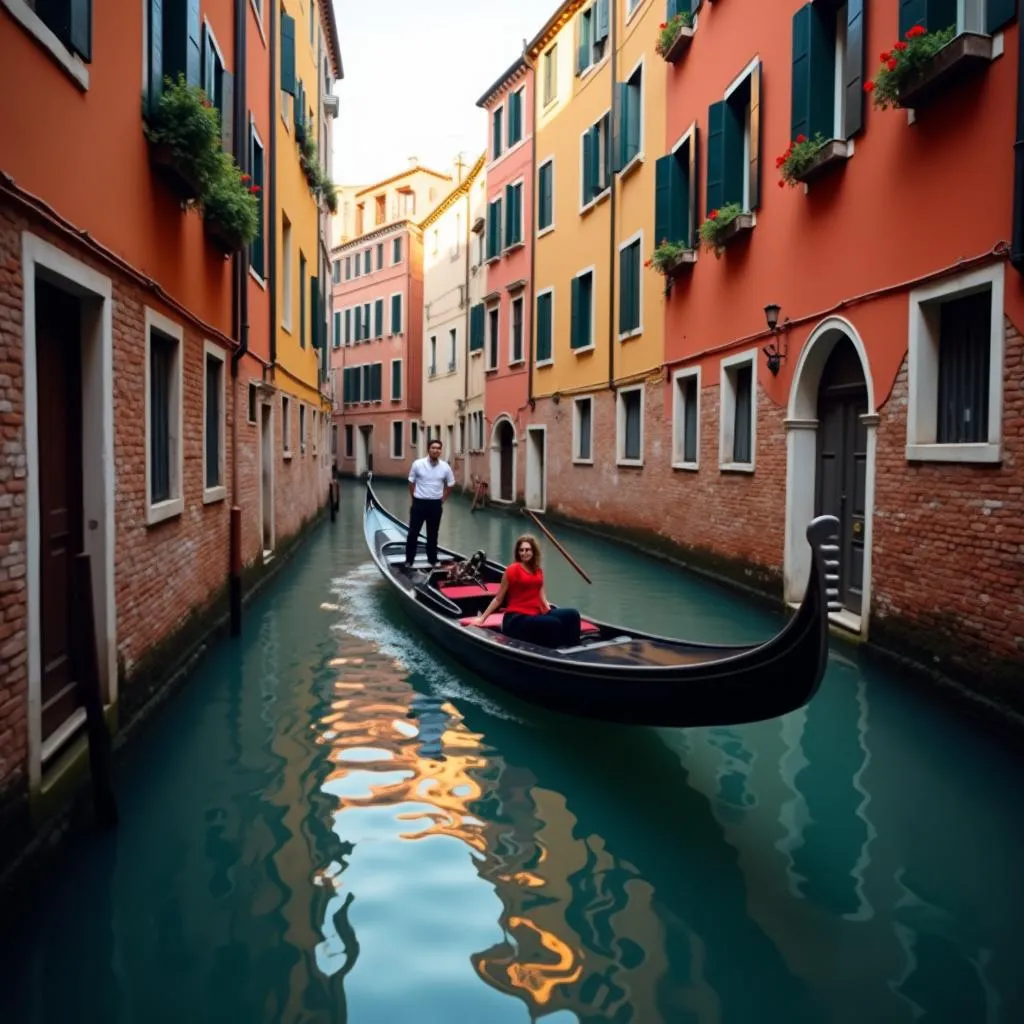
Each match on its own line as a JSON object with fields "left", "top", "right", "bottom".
{"left": 512, "top": 534, "right": 542, "bottom": 572}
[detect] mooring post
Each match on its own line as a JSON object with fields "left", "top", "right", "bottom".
{"left": 71, "top": 553, "right": 118, "bottom": 828}
{"left": 229, "top": 505, "right": 242, "bottom": 636}
{"left": 330, "top": 481, "right": 337, "bottom": 522}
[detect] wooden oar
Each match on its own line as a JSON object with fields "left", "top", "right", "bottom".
{"left": 522, "top": 508, "right": 592, "bottom": 584}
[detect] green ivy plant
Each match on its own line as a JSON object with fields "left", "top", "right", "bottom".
{"left": 145, "top": 74, "right": 223, "bottom": 196}
{"left": 202, "top": 150, "right": 260, "bottom": 247}
{"left": 645, "top": 238, "right": 693, "bottom": 275}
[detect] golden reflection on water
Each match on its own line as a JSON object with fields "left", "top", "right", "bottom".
{"left": 319, "top": 629, "right": 668, "bottom": 1020}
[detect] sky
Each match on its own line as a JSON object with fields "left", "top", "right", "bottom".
{"left": 329, "top": 0, "right": 557, "bottom": 186}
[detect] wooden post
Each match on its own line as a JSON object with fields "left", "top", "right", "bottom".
{"left": 71, "top": 553, "right": 118, "bottom": 827}
{"left": 329, "top": 480, "right": 337, "bottom": 521}
{"left": 522, "top": 508, "right": 592, "bottom": 584}
{"left": 229, "top": 505, "right": 242, "bottom": 636}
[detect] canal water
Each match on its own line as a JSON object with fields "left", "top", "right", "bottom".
{"left": 1, "top": 477, "right": 1022, "bottom": 1024}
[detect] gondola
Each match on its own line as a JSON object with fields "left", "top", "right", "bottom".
{"left": 363, "top": 475, "right": 840, "bottom": 727}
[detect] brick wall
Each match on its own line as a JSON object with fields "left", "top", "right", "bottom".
{"left": 273, "top": 390, "right": 331, "bottom": 542}
{"left": 334, "top": 408, "right": 415, "bottom": 479}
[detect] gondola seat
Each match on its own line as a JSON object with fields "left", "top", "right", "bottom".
{"left": 459, "top": 613, "right": 599, "bottom": 634}
{"left": 439, "top": 583, "right": 502, "bottom": 598}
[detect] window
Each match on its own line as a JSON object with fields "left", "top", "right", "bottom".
{"left": 614, "top": 60, "right": 642, "bottom": 173}
{"left": 353, "top": 304, "right": 362, "bottom": 343}
{"left": 429, "top": 336, "right": 437, "bottom": 376}
{"left": 492, "top": 105, "right": 504, "bottom": 159}
{"left": 392, "top": 421, "right": 404, "bottom": 459}
{"left": 576, "top": 0, "right": 609, "bottom": 75}
{"left": 448, "top": 328, "right": 457, "bottom": 371}
{"left": 282, "top": 395, "right": 292, "bottom": 454}
{"left": 363, "top": 249, "right": 371, "bottom": 274}
{"left": 508, "top": 87, "right": 524, "bottom": 147}
{"left": 656, "top": 123, "right": 699, "bottom": 253}
{"left": 145, "top": 309, "right": 183, "bottom": 524}
{"left": 10, "top": 0, "right": 92, "bottom": 80}
{"left": 390, "top": 293, "right": 403, "bottom": 334}
{"left": 707, "top": 59, "right": 762, "bottom": 216}
{"left": 617, "top": 386, "right": 643, "bottom": 465}
{"left": 410, "top": 421, "right": 419, "bottom": 451}
{"left": 353, "top": 254, "right": 361, "bottom": 279}
{"left": 571, "top": 270, "right": 594, "bottom": 350}
{"left": 393, "top": 236, "right": 403, "bottom": 263}
{"left": 400, "top": 190, "right": 415, "bottom": 216}
{"left": 459, "top": 416, "right": 466, "bottom": 454}
{"left": 201, "top": 22, "right": 226, "bottom": 117}
{"left": 331, "top": 423, "right": 338, "bottom": 456}
{"left": 791, "top": 2, "right": 865, "bottom": 148}
{"left": 250, "top": 125, "right": 265, "bottom": 276}
{"left": 333, "top": 310, "right": 341, "bottom": 348}
{"left": 580, "top": 112, "right": 611, "bottom": 209}
{"left": 487, "top": 305, "right": 500, "bottom": 370}
{"left": 344, "top": 308, "right": 352, "bottom": 345}
{"left": 543, "top": 43, "right": 558, "bottom": 105}
{"left": 299, "top": 403, "right": 306, "bottom": 453}
{"left": 299, "top": 251, "right": 307, "bottom": 347}
{"left": 907, "top": 264, "right": 1004, "bottom": 463}
{"left": 469, "top": 303, "right": 485, "bottom": 353}
{"left": 510, "top": 297, "right": 524, "bottom": 363}
{"left": 248, "top": 382, "right": 257, "bottom": 424}
{"left": 504, "top": 181, "right": 524, "bottom": 248}
{"left": 391, "top": 359, "right": 402, "bottom": 400}
{"left": 486, "top": 197, "right": 503, "bottom": 260}
{"left": 618, "top": 233, "right": 642, "bottom": 338}
{"left": 538, "top": 159, "right": 554, "bottom": 232}
{"left": 432, "top": 228, "right": 439, "bottom": 256}
{"left": 573, "top": 396, "right": 593, "bottom": 463}
{"left": 719, "top": 350, "right": 756, "bottom": 470}
{"left": 342, "top": 366, "right": 362, "bottom": 403}
{"left": 672, "top": 367, "right": 700, "bottom": 469}
{"left": 344, "top": 424, "right": 353, "bottom": 457}
{"left": 375, "top": 194, "right": 386, "bottom": 225}
{"left": 281, "top": 214, "right": 293, "bottom": 328}
{"left": 345, "top": 256, "right": 351, "bottom": 280}
{"left": 332, "top": 259, "right": 341, "bottom": 284}
{"left": 536, "top": 289, "right": 553, "bottom": 364}
{"left": 374, "top": 298, "right": 384, "bottom": 338}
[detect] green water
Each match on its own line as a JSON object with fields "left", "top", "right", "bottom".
{"left": 1, "top": 477, "right": 1021, "bottom": 1023}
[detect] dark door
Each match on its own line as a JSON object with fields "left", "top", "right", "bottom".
{"left": 35, "top": 278, "right": 85, "bottom": 742}
{"left": 499, "top": 425, "right": 513, "bottom": 501}
{"left": 815, "top": 341, "right": 868, "bottom": 615}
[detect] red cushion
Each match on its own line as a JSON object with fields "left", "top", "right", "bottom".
{"left": 459, "top": 613, "right": 599, "bottom": 634}
{"left": 439, "top": 583, "right": 501, "bottom": 598}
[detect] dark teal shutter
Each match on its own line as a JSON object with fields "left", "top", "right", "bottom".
{"left": 281, "top": 13, "right": 296, "bottom": 94}
{"left": 536, "top": 293, "right": 551, "bottom": 361}
{"left": 588, "top": 125, "right": 601, "bottom": 195}
{"left": 391, "top": 294, "right": 401, "bottom": 333}
{"left": 986, "top": 0, "right": 1016, "bottom": 33}
{"left": 626, "top": 82, "right": 641, "bottom": 164}
{"left": 791, "top": 5, "right": 812, "bottom": 142}
{"left": 843, "top": 0, "right": 866, "bottom": 139}
{"left": 791, "top": 5, "right": 835, "bottom": 143}
{"left": 654, "top": 155, "right": 673, "bottom": 245}
{"left": 504, "top": 184, "right": 514, "bottom": 243}
{"left": 148, "top": 0, "right": 163, "bottom": 112}
{"left": 372, "top": 363, "right": 382, "bottom": 401}
{"left": 706, "top": 101, "right": 725, "bottom": 213}
{"left": 618, "top": 245, "right": 633, "bottom": 335}
{"left": 162, "top": 0, "right": 192, "bottom": 89}
{"left": 374, "top": 299, "right": 383, "bottom": 337}
{"left": 577, "top": 19, "right": 589, "bottom": 73}
{"left": 311, "top": 277, "right": 320, "bottom": 348}
{"left": 69, "top": 0, "right": 91, "bottom": 61}
{"left": 392, "top": 360, "right": 402, "bottom": 399}
{"left": 570, "top": 275, "right": 581, "bottom": 349}
{"left": 582, "top": 129, "right": 594, "bottom": 200}
{"left": 186, "top": 0, "right": 201, "bottom": 85}
{"left": 899, "top": 0, "right": 927, "bottom": 35}
{"left": 612, "top": 82, "right": 628, "bottom": 172}
{"left": 595, "top": 0, "right": 609, "bottom": 41}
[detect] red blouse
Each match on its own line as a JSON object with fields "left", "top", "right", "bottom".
{"left": 503, "top": 562, "right": 545, "bottom": 616}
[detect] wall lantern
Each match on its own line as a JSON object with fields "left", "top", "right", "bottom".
{"left": 762, "top": 303, "right": 789, "bottom": 376}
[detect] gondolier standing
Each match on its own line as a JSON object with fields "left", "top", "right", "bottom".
{"left": 404, "top": 439, "right": 456, "bottom": 569}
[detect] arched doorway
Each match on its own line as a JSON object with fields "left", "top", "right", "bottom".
{"left": 784, "top": 318, "right": 877, "bottom": 630}
{"left": 489, "top": 416, "right": 517, "bottom": 502}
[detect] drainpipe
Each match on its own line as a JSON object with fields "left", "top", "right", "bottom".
{"left": 463, "top": 184, "right": 472, "bottom": 474}
{"left": 229, "top": 0, "right": 248, "bottom": 637}
{"left": 607, "top": 0, "right": 618, "bottom": 393}
{"left": 1012, "top": 17, "right": 1024, "bottom": 273}
{"left": 524, "top": 47, "right": 537, "bottom": 410}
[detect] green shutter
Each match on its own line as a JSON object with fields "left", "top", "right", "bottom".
{"left": 843, "top": 0, "right": 866, "bottom": 139}
{"left": 374, "top": 299, "right": 383, "bottom": 337}
{"left": 391, "top": 294, "right": 401, "bottom": 333}
{"left": 791, "top": 5, "right": 834, "bottom": 144}
{"left": 588, "top": 125, "right": 601, "bottom": 196}
{"left": 612, "top": 82, "right": 628, "bottom": 173}
{"left": 69, "top": 0, "right": 92, "bottom": 61}
{"left": 791, "top": 6, "right": 812, "bottom": 142}
{"left": 577, "top": 15, "right": 589, "bottom": 73}
{"left": 161, "top": 0, "right": 192, "bottom": 89}
{"left": 148, "top": 0, "right": 163, "bottom": 112}
{"left": 987, "top": 0, "right": 1017, "bottom": 33}
{"left": 281, "top": 13, "right": 296, "bottom": 94}
{"left": 899, "top": 0, "right": 927, "bottom": 35}
{"left": 582, "top": 129, "right": 594, "bottom": 201}
{"left": 311, "top": 276, "right": 320, "bottom": 348}
{"left": 595, "top": 0, "right": 609, "bottom": 42}
{"left": 392, "top": 360, "right": 402, "bottom": 399}
{"left": 706, "top": 101, "right": 725, "bottom": 213}
{"left": 371, "top": 363, "right": 382, "bottom": 401}
{"left": 626, "top": 82, "right": 641, "bottom": 164}
{"left": 504, "top": 184, "right": 514, "bottom": 244}
{"left": 570, "top": 275, "right": 582, "bottom": 349}
{"left": 187, "top": 0, "right": 201, "bottom": 85}
{"left": 618, "top": 245, "right": 633, "bottom": 335}
{"left": 654, "top": 155, "right": 673, "bottom": 245}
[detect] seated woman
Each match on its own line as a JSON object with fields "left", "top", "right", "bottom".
{"left": 471, "top": 534, "right": 581, "bottom": 648}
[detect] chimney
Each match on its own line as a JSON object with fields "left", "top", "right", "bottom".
{"left": 407, "top": 155, "right": 418, "bottom": 168}
{"left": 453, "top": 151, "right": 467, "bottom": 184}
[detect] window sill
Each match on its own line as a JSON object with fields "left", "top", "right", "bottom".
{"left": 616, "top": 457, "right": 644, "bottom": 468}
{"left": 485, "top": 366, "right": 498, "bottom": 374}
{"left": 203, "top": 485, "right": 227, "bottom": 505}
{"left": 672, "top": 460, "right": 699, "bottom": 472}
{"left": 471, "top": 350, "right": 483, "bottom": 358}
{"left": 537, "top": 224, "right": 555, "bottom": 239}
{"left": 249, "top": 266, "right": 266, "bottom": 289}
{"left": 390, "top": 452, "right": 404, "bottom": 460}
{"left": 793, "top": 138, "right": 852, "bottom": 187}
{"left": 281, "top": 322, "right": 292, "bottom": 335}
{"left": 504, "top": 241, "right": 525, "bottom": 255}
{"left": 147, "top": 496, "right": 184, "bottom": 526}
{"left": 660, "top": 24, "right": 695, "bottom": 65}
{"left": 508, "top": 358, "right": 525, "bottom": 367}
{"left": 905, "top": 442, "right": 1001, "bottom": 464}
{"left": 719, "top": 462, "right": 755, "bottom": 474}
{"left": 572, "top": 457, "right": 594, "bottom": 466}
{"left": 579, "top": 188, "right": 611, "bottom": 217}
{"left": 572, "top": 344, "right": 596, "bottom": 356}
{"left": 898, "top": 32, "right": 998, "bottom": 111}
{"left": 2, "top": 0, "right": 89, "bottom": 91}
{"left": 283, "top": 451, "right": 293, "bottom": 461}
{"left": 618, "top": 153, "right": 644, "bottom": 181}
{"left": 618, "top": 327, "right": 643, "bottom": 342}
{"left": 535, "top": 359, "right": 554, "bottom": 368}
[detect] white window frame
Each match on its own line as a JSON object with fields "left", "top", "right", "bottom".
{"left": 542, "top": 42, "right": 558, "bottom": 107}
{"left": 248, "top": 121, "right": 266, "bottom": 284}
{"left": 389, "top": 291, "right": 403, "bottom": 335}
{"left": 669, "top": 121, "right": 699, "bottom": 253}
{"left": 505, "top": 177, "right": 526, "bottom": 250}
{"left": 617, "top": 229, "right": 643, "bottom": 342}
{"left": 3, "top": 0, "right": 89, "bottom": 90}
{"left": 625, "top": 0, "right": 644, "bottom": 24}
{"left": 282, "top": 394, "right": 292, "bottom": 457}
{"left": 144, "top": 308, "right": 184, "bottom": 525}
{"left": 572, "top": 395, "right": 594, "bottom": 465}
{"left": 537, "top": 156, "right": 556, "bottom": 238}
{"left": 447, "top": 327, "right": 458, "bottom": 372}
{"left": 485, "top": 301, "right": 501, "bottom": 371}
{"left": 281, "top": 212, "right": 293, "bottom": 331}
{"left": 619, "top": 54, "right": 645, "bottom": 180}
{"left": 535, "top": 286, "right": 555, "bottom": 368}
{"left": 202, "top": 340, "right": 227, "bottom": 504}
{"left": 247, "top": 381, "right": 258, "bottom": 424}
{"left": 719, "top": 348, "right": 757, "bottom": 473}
{"left": 390, "top": 357, "right": 403, "bottom": 400}
{"left": 202, "top": 18, "right": 226, "bottom": 110}
{"left": 507, "top": 85, "right": 526, "bottom": 149}
{"left": 332, "top": 309, "right": 341, "bottom": 349}
{"left": 428, "top": 335, "right": 437, "bottom": 377}
{"left": 906, "top": 263, "right": 1004, "bottom": 464}
{"left": 299, "top": 403, "right": 306, "bottom": 454}
{"left": 573, "top": 266, "right": 597, "bottom": 355}
{"left": 671, "top": 366, "right": 701, "bottom": 471}
{"left": 391, "top": 420, "right": 404, "bottom": 459}
{"left": 509, "top": 295, "right": 525, "bottom": 365}
{"left": 578, "top": 107, "right": 612, "bottom": 214}
{"left": 616, "top": 385, "right": 644, "bottom": 467}
{"left": 723, "top": 57, "right": 761, "bottom": 216}
{"left": 491, "top": 99, "right": 506, "bottom": 163}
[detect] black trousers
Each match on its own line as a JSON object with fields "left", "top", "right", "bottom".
{"left": 502, "top": 608, "right": 581, "bottom": 648}
{"left": 405, "top": 498, "right": 443, "bottom": 566}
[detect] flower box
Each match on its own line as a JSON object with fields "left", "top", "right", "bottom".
{"left": 712, "top": 212, "right": 753, "bottom": 248}
{"left": 148, "top": 140, "right": 203, "bottom": 202}
{"left": 792, "top": 139, "right": 850, "bottom": 185}
{"left": 203, "top": 216, "right": 244, "bottom": 255}
{"left": 897, "top": 32, "right": 993, "bottom": 109}
{"left": 662, "top": 249, "right": 697, "bottom": 274}
{"left": 662, "top": 25, "right": 695, "bottom": 63}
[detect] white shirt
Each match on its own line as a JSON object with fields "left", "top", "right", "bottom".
{"left": 409, "top": 456, "right": 455, "bottom": 499}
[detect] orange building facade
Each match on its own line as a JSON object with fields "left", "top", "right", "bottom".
{"left": 0, "top": 0, "right": 340, "bottom": 870}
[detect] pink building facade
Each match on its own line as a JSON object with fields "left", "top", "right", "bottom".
{"left": 331, "top": 222, "right": 424, "bottom": 477}
{"left": 476, "top": 59, "right": 534, "bottom": 503}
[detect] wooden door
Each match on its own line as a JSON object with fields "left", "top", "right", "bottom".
{"left": 815, "top": 342, "right": 868, "bottom": 615}
{"left": 500, "top": 427, "right": 513, "bottom": 502}
{"left": 35, "top": 279, "right": 84, "bottom": 742}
